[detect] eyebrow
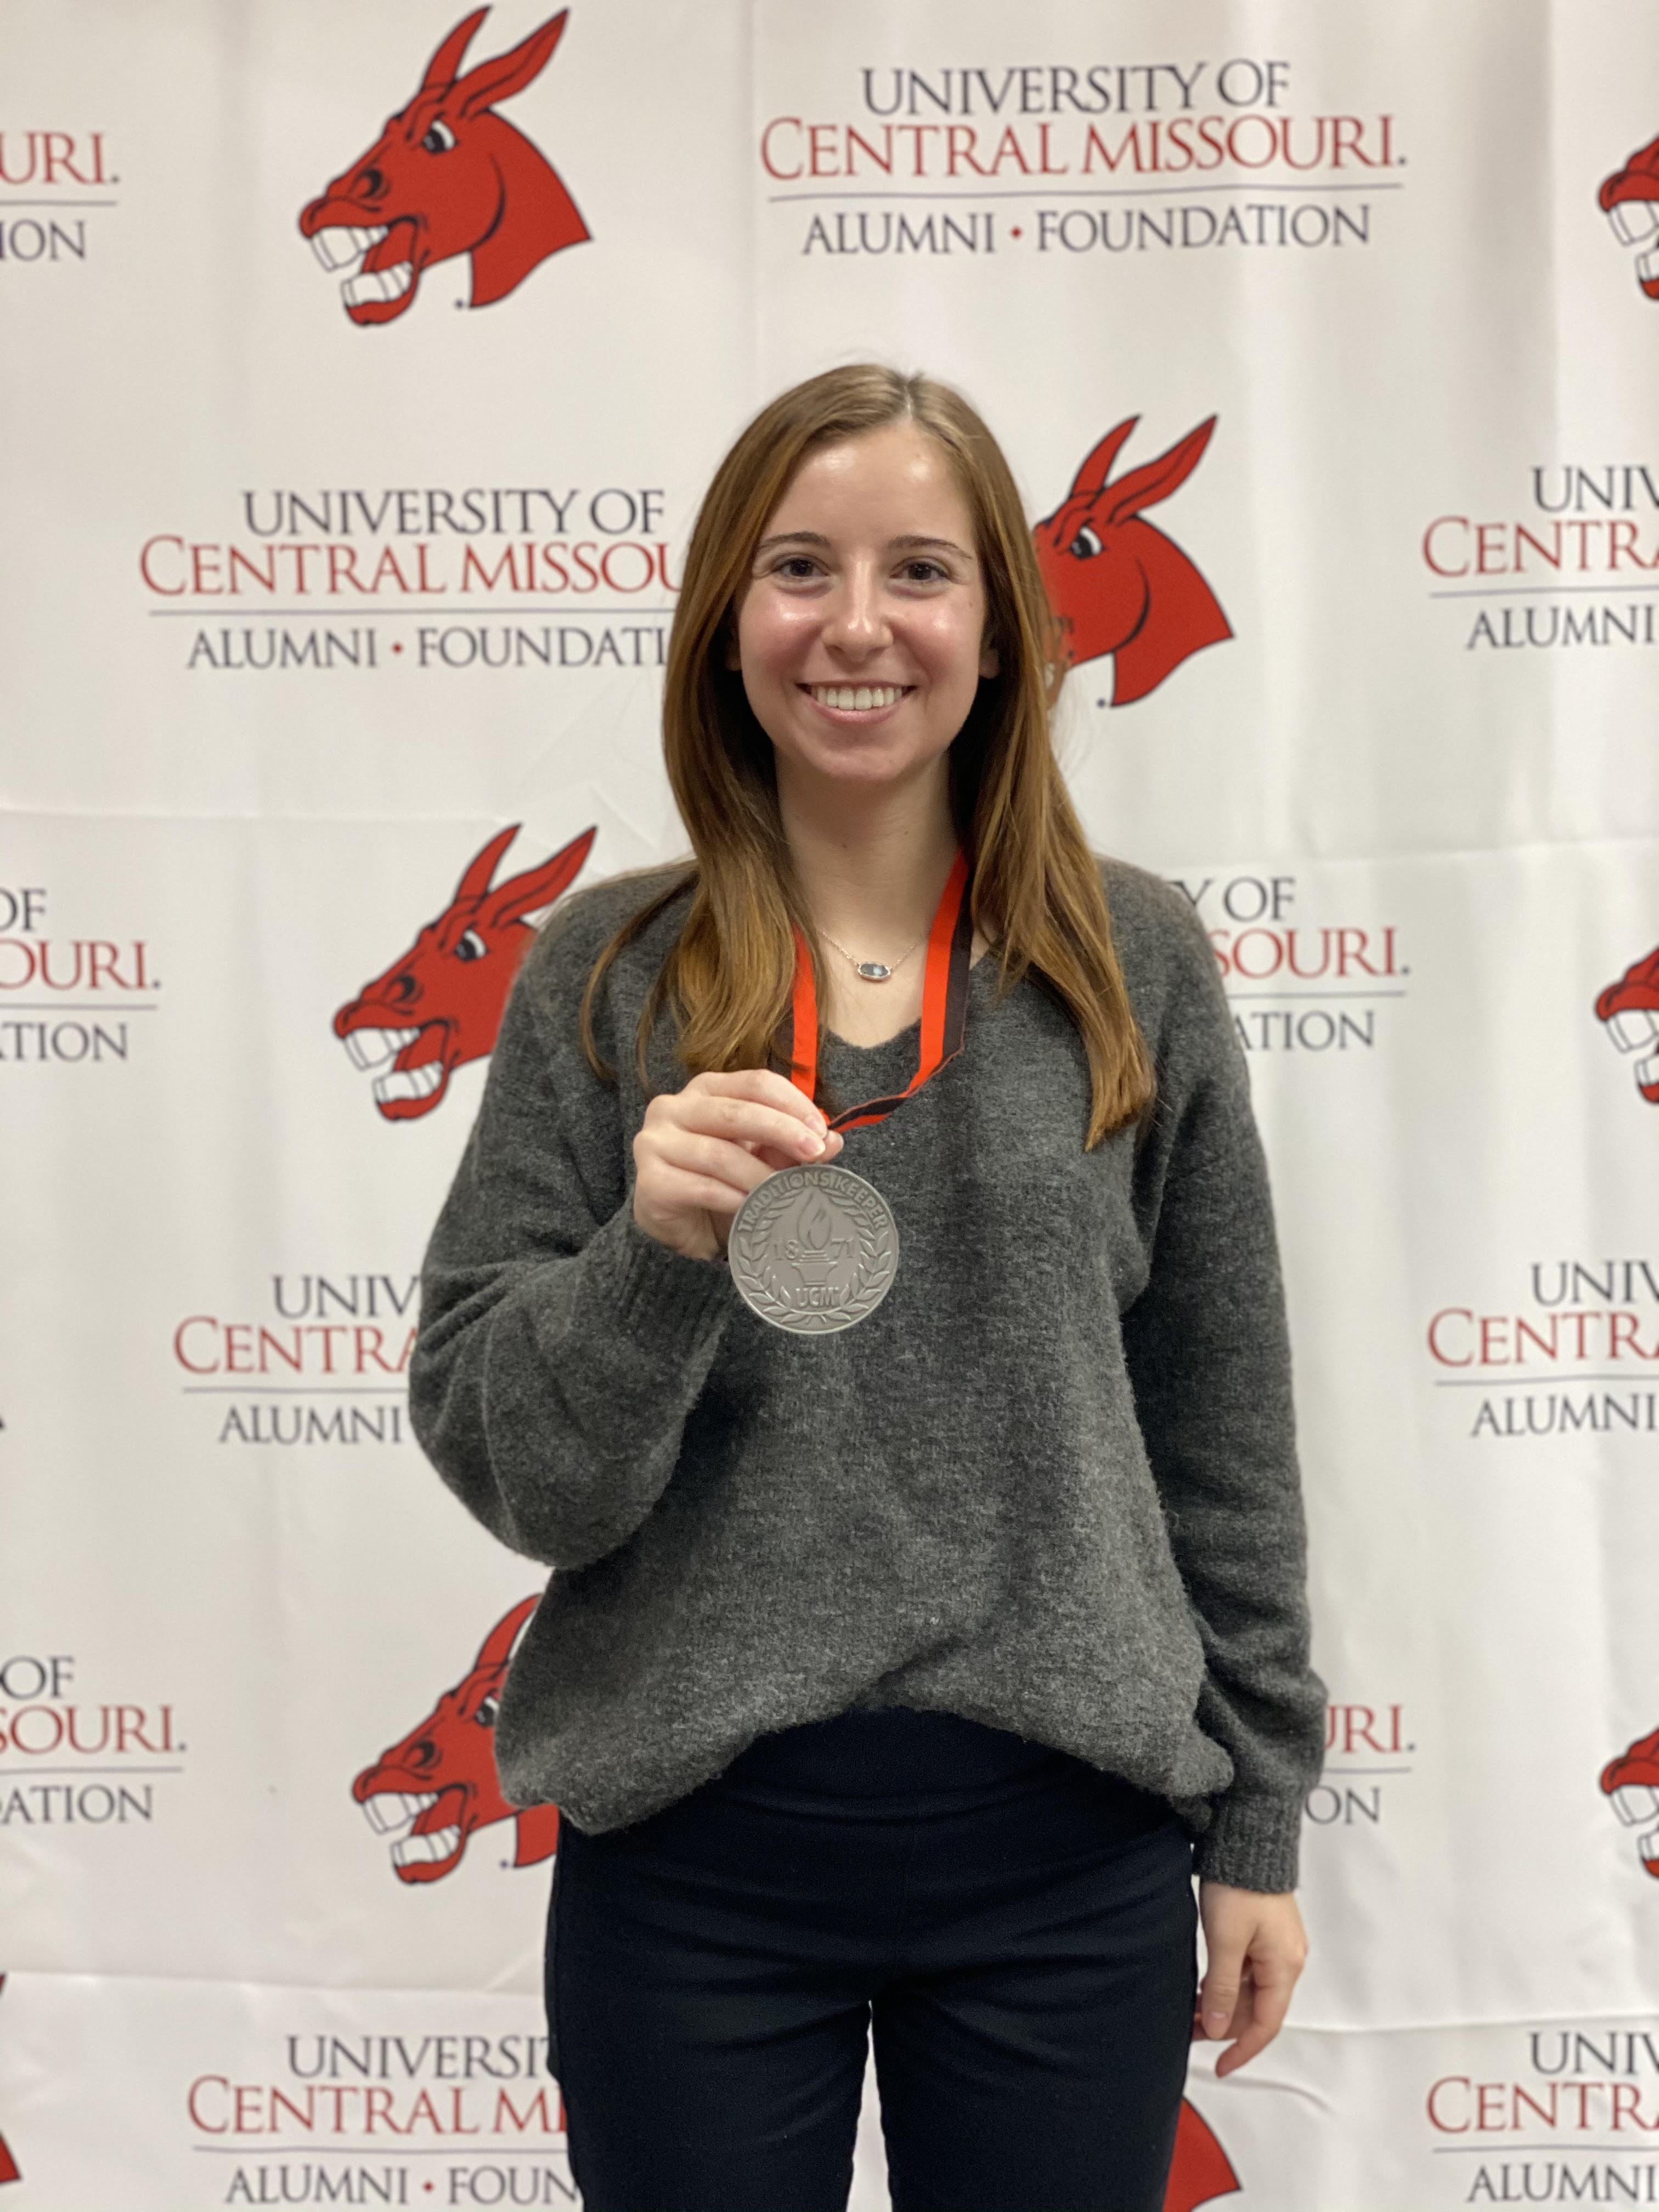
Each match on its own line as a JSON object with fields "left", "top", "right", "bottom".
{"left": 753, "top": 530, "right": 975, "bottom": 560}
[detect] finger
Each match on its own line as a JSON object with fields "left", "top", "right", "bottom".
{"left": 1214, "top": 1981, "right": 1279, "bottom": 2076}
{"left": 690, "top": 1068, "right": 831, "bottom": 1135}
{"left": 1214, "top": 1956, "right": 1301, "bottom": 2075}
{"left": 749, "top": 1128, "right": 845, "bottom": 1173}
{"left": 682, "top": 1131, "right": 838, "bottom": 1223}
{"left": 641, "top": 1167, "right": 754, "bottom": 1224}
{"left": 1199, "top": 1940, "right": 1247, "bottom": 2042}
{"left": 644, "top": 1130, "right": 786, "bottom": 1206}
{"left": 662, "top": 1090, "right": 832, "bottom": 1163}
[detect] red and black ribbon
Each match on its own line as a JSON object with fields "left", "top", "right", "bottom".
{"left": 781, "top": 850, "right": 974, "bottom": 1133}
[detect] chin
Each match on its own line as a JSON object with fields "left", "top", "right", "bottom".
{"left": 789, "top": 731, "right": 951, "bottom": 785}
{"left": 813, "top": 759, "right": 937, "bottom": 798}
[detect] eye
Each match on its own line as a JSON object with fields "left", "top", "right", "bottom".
{"left": 475, "top": 1694, "right": 499, "bottom": 1728}
{"left": 1069, "top": 524, "right": 1103, "bottom": 560}
{"left": 454, "top": 928, "right": 486, "bottom": 962}
{"left": 422, "top": 119, "right": 456, "bottom": 154}
{"left": 899, "top": 558, "right": 949, "bottom": 584}
{"left": 773, "top": 555, "right": 821, "bottom": 580}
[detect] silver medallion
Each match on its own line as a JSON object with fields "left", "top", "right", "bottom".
{"left": 727, "top": 1163, "right": 898, "bottom": 1334}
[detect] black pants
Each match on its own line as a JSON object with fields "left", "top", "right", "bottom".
{"left": 546, "top": 1708, "right": 1199, "bottom": 2212}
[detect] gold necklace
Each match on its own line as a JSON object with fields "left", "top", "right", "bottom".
{"left": 816, "top": 923, "right": 927, "bottom": 984}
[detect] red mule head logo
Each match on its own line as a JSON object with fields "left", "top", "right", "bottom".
{"left": 334, "top": 822, "right": 595, "bottom": 1122}
{"left": 1033, "top": 417, "right": 1232, "bottom": 707}
{"left": 1595, "top": 943, "right": 1659, "bottom": 1104}
{"left": 1165, "top": 2100, "right": 1240, "bottom": 2210}
{"left": 1602, "top": 1726, "right": 1659, "bottom": 1877}
{"left": 1599, "top": 134, "right": 1659, "bottom": 298}
{"left": 298, "top": 7, "right": 589, "bottom": 326}
{"left": 353, "top": 1598, "right": 560, "bottom": 1884}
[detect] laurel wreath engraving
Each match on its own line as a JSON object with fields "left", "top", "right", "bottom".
{"left": 729, "top": 1167, "right": 898, "bottom": 1333}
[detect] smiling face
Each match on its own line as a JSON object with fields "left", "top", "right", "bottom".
{"left": 731, "top": 422, "right": 999, "bottom": 802}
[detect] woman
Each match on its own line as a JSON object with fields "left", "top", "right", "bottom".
{"left": 410, "top": 365, "right": 1324, "bottom": 2212}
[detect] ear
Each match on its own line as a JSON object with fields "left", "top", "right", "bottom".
{"left": 419, "top": 8, "right": 489, "bottom": 95}
{"left": 979, "top": 637, "right": 1001, "bottom": 679}
{"left": 1100, "top": 417, "right": 1218, "bottom": 528}
{"left": 1069, "top": 417, "right": 1139, "bottom": 499}
{"left": 452, "top": 823, "right": 521, "bottom": 906}
{"left": 482, "top": 825, "right": 596, "bottom": 929}
{"left": 454, "top": 9, "right": 569, "bottom": 120}
{"left": 475, "top": 1595, "right": 539, "bottom": 1671}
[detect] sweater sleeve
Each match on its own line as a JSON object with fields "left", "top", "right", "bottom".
{"left": 1119, "top": 890, "right": 1325, "bottom": 1892}
{"left": 408, "top": 912, "right": 736, "bottom": 1570}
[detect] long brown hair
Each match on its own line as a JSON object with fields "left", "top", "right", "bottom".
{"left": 581, "top": 364, "right": 1153, "bottom": 1145}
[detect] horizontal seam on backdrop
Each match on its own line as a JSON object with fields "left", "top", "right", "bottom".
{"left": 8, "top": 808, "right": 1659, "bottom": 868}
{"left": 0, "top": 1970, "right": 542, "bottom": 1996}
{"left": 1, "top": 1967, "right": 1650, "bottom": 2040}
{"left": 1231, "top": 2010, "right": 1659, "bottom": 2039}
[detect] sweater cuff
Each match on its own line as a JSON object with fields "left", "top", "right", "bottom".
{"left": 579, "top": 1205, "right": 736, "bottom": 1364}
{"left": 1193, "top": 1791, "right": 1304, "bottom": 1892}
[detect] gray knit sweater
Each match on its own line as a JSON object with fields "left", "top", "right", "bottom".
{"left": 409, "top": 857, "right": 1324, "bottom": 1891}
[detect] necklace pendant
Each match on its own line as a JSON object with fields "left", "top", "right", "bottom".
{"left": 854, "top": 961, "right": 892, "bottom": 981}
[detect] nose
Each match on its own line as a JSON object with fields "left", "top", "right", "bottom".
{"left": 352, "top": 165, "right": 387, "bottom": 203}
{"left": 820, "top": 561, "right": 891, "bottom": 662}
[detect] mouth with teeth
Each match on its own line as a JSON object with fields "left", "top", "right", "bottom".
{"left": 1610, "top": 1784, "right": 1659, "bottom": 1877}
{"left": 304, "top": 212, "right": 424, "bottom": 325}
{"left": 1600, "top": 142, "right": 1659, "bottom": 298}
{"left": 1604, "top": 1730, "right": 1659, "bottom": 1877}
{"left": 358, "top": 1782, "right": 469, "bottom": 1883}
{"left": 338, "top": 1015, "right": 457, "bottom": 1119}
{"left": 803, "top": 682, "right": 913, "bottom": 716}
{"left": 1595, "top": 945, "right": 1659, "bottom": 1103}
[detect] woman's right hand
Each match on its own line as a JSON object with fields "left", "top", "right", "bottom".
{"left": 631, "top": 1070, "right": 845, "bottom": 1262}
